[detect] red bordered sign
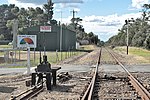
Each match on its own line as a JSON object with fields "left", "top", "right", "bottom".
{"left": 40, "top": 26, "right": 51, "bottom": 32}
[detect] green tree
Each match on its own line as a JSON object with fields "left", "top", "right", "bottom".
{"left": 36, "top": 7, "right": 43, "bottom": 14}
{"left": 43, "top": 0, "right": 54, "bottom": 22}
{"left": 144, "top": 35, "right": 150, "bottom": 49}
{"left": 11, "top": 7, "right": 19, "bottom": 15}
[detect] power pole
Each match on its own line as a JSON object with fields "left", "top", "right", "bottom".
{"left": 12, "top": 19, "right": 18, "bottom": 49}
{"left": 71, "top": 10, "right": 77, "bottom": 24}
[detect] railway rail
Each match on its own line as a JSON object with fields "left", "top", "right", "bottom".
{"left": 10, "top": 81, "right": 44, "bottom": 100}
{"left": 9, "top": 47, "right": 150, "bottom": 100}
{"left": 81, "top": 47, "right": 150, "bottom": 100}
{"left": 81, "top": 48, "right": 102, "bottom": 100}
{"left": 107, "top": 48, "right": 150, "bottom": 100}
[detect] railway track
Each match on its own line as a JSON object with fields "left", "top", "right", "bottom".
{"left": 81, "top": 47, "right": 150, "bottom": 100}
{"left": 10, "top": 82, "right": 44, "bottom": 100}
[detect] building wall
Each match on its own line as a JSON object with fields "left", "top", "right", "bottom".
{"left": 63, "top": 29, "right": 76, "bottom": 50}
{"left": 26, "top": 25, "right": 76, "bottom": 51}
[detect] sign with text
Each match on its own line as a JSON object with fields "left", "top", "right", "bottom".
{"left": 17, "top": 35, "right": 37, "bottom": 48}
{"left": 40, "top": 26, "right": 51, "bottom": 32}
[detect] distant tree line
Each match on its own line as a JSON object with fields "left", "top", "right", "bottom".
{"left": 0, "top": 3, "right": 101, "bottom": 46}
{"left": 106, "top": 4, "right": 150, "bottom": 49}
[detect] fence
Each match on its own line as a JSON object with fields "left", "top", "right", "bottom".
{"left": 0, "top": 47, "right": 81, "bottom": 68}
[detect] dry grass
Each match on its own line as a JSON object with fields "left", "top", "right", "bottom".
{"left": 114, "top": 46, "right": 150, "bottom": 64}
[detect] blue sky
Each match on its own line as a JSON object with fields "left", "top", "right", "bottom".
{"left": 0, "top": 0, "right": 149, "bottom": 41}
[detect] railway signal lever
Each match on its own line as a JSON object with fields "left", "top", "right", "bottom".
{"left": 31, "top": 55, "right": 52, "bottom": 90}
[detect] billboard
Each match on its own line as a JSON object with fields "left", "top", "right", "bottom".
{"left": 40, "top": 26, "right": 51, "bottom": 32}
{"left": 17, "top": 35, "right": 37, "bottom": 48}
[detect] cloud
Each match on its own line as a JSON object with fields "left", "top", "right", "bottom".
{"left": 81, "top": 13, "right": 142, "bottom": 41}
{"left": 7, "top": 0, "right": 44, "bottom": 8}
{"left": 7, "top": 0, "right": 82, "bottom": 9}
{"left": 131, "top": 0, "right": 150, "bottom": 9}
{"left": 14, "top": 0, "right": 47, "bottom": 5}
{"left": 84, "top": 14, "right": 122, "bottom": 27}
{"left": 53, "top": 0, "right": 83, "bottom": 3}
{"left": 57, "top": 3, "right": 80, "bottom": 9}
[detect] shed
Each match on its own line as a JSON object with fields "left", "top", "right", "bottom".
{"left": 25, "top": 24, "right": 76, "bottom": 51}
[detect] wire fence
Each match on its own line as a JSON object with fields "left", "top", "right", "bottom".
{"left": 0, "top": 48, "right": 82, "bottom": 68}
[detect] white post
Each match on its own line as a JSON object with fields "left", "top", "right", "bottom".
{"left": 27, "top": 47, "right": 30, "bottom": 74}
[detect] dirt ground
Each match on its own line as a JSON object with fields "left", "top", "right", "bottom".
{"left": 0, "top": 47, "right": 149, "bottom": 100}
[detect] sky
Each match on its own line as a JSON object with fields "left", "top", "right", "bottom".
{"left": 0, "top": 0, "right": 149, "bottom": 41}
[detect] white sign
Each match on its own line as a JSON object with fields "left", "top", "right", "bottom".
{"left": 40, "top": 26, "right": 51, "bottom": 32}
{"left": 17, "top": 35, "right": 37, "bottom": 48}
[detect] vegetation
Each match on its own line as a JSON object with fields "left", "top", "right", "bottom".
{"left": 114, "top": 46, "right": 150, "bottom": 63}
{"left": 67, "top": 15, "right": 100, "bottom": 45}
{"left": 0, "top": 1, "right": 101, "bottom": 46}
{"left": 106, "top": 4, "right": 150, "bottom": 49}
{"left": 6, "top": 51, "right": 84, "bottom": 68}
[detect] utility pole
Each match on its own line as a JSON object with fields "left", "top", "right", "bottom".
{"left": 71, "top": 10, "right": 77, "bottom": 24}
{"left": 12, "top": 19, "right": 18, "bottom": 49}
{"left": 60, "top": 11, "right": 63, "bottom": 60}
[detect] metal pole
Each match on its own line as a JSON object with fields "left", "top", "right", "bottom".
{"left": 127, "top": 20, "right": 129, "bottom": 55}
{"left": 44, "top": 32, "right": 46, "bottom": 55}
{"left": 39, "top": 32, "right": 42, "bottom": 64}
{"left": 34, "top": 48, "right": 35, "bottom": 63}
{"left": 27, "top": 46, "right": 30, "bottom": 74}
{"left": 60, "top": 11, "right": 63, "bottom": 60}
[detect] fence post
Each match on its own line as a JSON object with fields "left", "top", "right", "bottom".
{"left": 69, "top": 47, "right": 70, "bottom": 57}
{"left": 19, "top": 48, "right": 20, "bottom": 61}
{"left": 56, "top": 50, "right": 59, "bottom": 62}
{"left": 14, "top": 50, "right": 16, "bottom": 64}
{"left": 34, "top": 48, "right": 36, "bottom": 64}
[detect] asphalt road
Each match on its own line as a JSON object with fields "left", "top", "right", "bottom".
{"left": 0, "top": 64, "right": 92, "bottom": 75}
{"left": 0, "top": 64, "right": 149, "bottom": 75}
{"left": 0, "top": 68, "right": 27, "bottom": 75}
{"left": 100, "top": 64, "right": 150, "bottom": 72}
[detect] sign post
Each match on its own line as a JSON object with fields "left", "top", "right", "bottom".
{"left": 27, "top": 46, "right": 30, "bottom": 74}
{"left": 40, "top": 26, "right": 51, "bottom": 55}
{"left": 17, "top": 35, "right": 37, "bottom": 74}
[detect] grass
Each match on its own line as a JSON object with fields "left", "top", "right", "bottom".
{"left": 0, "top": 51, "right": 82, "bottom": 68}
{"left": 114, "top": 46, "right": 150, "bottom": 63}
{"left": 0, "top": 45, "right": 12, "bottom": 48}
{"left": 0, "top": 45, "right": 13, "bottom": 56}
{"left": 32, "top": 51, "right": 82, "bottom": 65}
{"left": 0, "top": 52, "right": 4, "bottom": 56}
{"left": 0, "top": 51, "right": 84, "bottom": 68}
{"left": 129, "top": 47, "right": 150, "bottom": 57}
{"left": 8, "top": 66, "right": 26, "bottom": 68}
{"left": 0, "top": 45, "right": 95, "bottom": 68}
